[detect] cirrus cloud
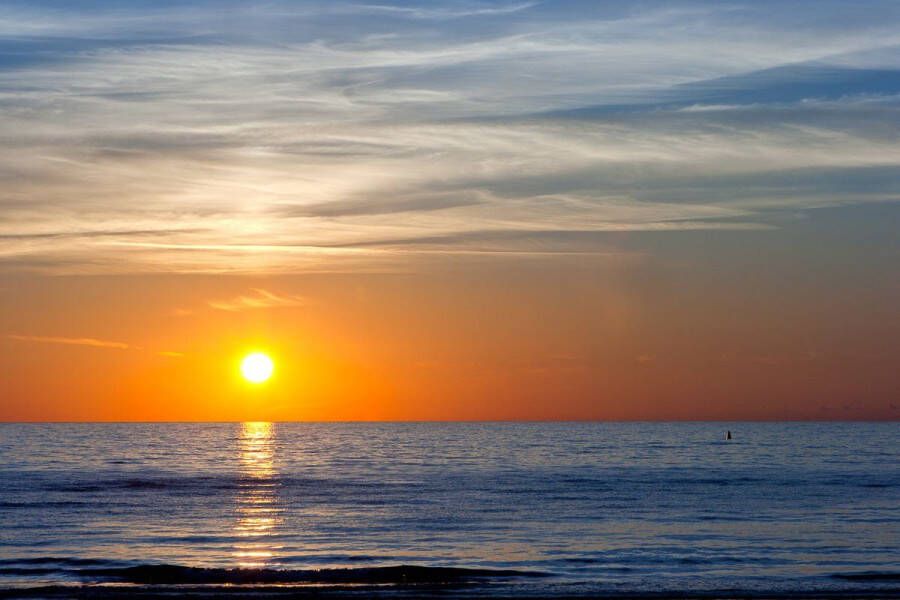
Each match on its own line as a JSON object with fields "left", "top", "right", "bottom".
{"left": 207, "top": 289, "right": 306, "bottom": 312}
{"left": 6, "top": 334, "right": 132, "bottom": 350}
{"left": 0, "top": 1, "right": 899, "bottom": 273}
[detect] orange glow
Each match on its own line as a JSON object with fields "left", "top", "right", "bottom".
{"left": 0, "top": 271, "right": 896, "bottom": 422}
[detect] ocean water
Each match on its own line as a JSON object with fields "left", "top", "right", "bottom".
{"left": 0, "top": 422, "right": 897, "bottom": 598}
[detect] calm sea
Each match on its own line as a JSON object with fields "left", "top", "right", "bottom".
{"left": 0, "top": 422, "right": 897, "bottom": 598}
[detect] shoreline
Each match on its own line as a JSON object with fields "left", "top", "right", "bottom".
{"left": 4, "top": 584, "right": 900, "bottom": 600}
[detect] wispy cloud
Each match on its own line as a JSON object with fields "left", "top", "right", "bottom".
{"left": 0, "top": 1, "right": 898, "bottom": 272}
{"left": 351, "top": 2, "right": 539, "bottom": 20}
{"left": 7, "top": 334, "right": 132, "bottom": 350}
{"left": 208, "top": 289, "right": 306, "bottom": 312}
{"left": 6, "top": 335, "right": 190, "bottom": 358}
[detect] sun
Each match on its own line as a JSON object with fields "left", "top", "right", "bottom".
{"left": 240, "top": 352, "right": 274, "bottom": 384}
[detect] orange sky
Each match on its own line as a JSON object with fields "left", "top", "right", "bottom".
{"left": 2, "top": 241, "right": 897, "bottom": 421}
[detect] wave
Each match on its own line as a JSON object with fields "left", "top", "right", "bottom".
{"left": 77, "top": 564, "right": 548, "bottom": 585}
{"left": 4, "top": 560, "right": 900, "bottom": 598}
{"left": 832, "top": 572, "right": 900, "bottom": 581}
{"left": 0, "top": 558, "right": 110, "bottom": 567}
{"left": 36, "top": 474, "right": 402, "bottom": 495}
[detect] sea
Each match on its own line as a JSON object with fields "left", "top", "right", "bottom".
{"left": 0, "top": 422, "right": 897, "bottom": 598}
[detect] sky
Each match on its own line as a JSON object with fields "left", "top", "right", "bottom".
{"left": 1, "top": 0, "right": 898, "bottom": 421}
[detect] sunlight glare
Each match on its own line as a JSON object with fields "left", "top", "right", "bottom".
{"left": 240, "top": 353, "right": 274, "bottom": 384}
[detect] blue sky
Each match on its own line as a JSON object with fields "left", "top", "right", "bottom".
{"left": 0, "top": 0, "right": 898, "bottom": 272}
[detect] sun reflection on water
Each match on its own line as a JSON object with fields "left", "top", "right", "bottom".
{"left": 233, "top": 422, "right": 282, "bottom": 568}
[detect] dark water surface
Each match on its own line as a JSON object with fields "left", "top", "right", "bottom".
{"left": 0, "top": 422, "right": 897, "bottom": 598}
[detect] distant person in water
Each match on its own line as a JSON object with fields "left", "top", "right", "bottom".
{"left": 726, "top": 430, "right": 732, "bottom": 440}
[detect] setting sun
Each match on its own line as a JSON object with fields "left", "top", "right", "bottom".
{"left": 240, "top": 353, "right": 274, "bottom": 384}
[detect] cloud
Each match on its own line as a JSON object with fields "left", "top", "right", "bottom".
{"left": 0, "top": 229, "right": 206, "bottom": 241}
{"left": 208, "top": 289, "right": 306, "bottom": 312}
{"left": 6, "top": 334, "right": 190, "bottom": 357}
{"left": 0, "top": 1, "right": 899, "bottom": 272}
{"left": 275, "top": 192, "right": 485, "bottom": 218}
{"left": 7, "top": 334, "right": 132, "bottom": 350}
{"left": 350, "top": 2, "right": 539, "bottom": 20}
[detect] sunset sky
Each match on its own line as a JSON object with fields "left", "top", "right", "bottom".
{"left": 1, "top": 0, "right": 898, "bottom": 421}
